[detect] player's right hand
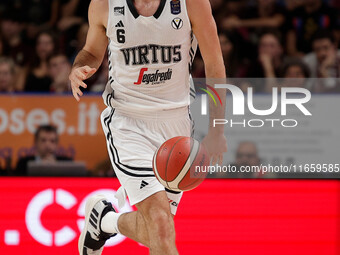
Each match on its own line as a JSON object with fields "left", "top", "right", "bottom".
{"left": 69, "top": 65, "right": 96, "bottom": 101}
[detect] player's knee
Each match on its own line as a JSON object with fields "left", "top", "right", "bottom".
{"left": 146, "top": 209, "right": 174, "bottom": 241}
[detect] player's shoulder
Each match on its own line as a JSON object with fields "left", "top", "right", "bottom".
{"left": 89, "top": 0, "right": 108, "bottom": 12}
{"left": 186, "top": 0, "right": 212, "bottom": 14}
{"left": 186, "top": 0, "right": 210, "bottom": 9}
{"left": 89, "top": 0, "right": 109, "bottom": 25}
{"left": 90, "top": 0, "right": 108, "bottom": 5}
{"left": 186, "top": 0, "right": 213, "bottom": 21}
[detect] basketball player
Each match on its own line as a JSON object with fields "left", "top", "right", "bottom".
{"left": 69, "top": 0, "right": 227, "bottom": 254}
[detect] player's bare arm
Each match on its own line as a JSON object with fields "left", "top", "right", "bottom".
{"left": 69, "top": 0, "right": 109, "bottom": 101}
{"left": 187, "top": 0, "right": 228, "bottom": 165}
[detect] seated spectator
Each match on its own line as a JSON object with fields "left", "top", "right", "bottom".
{"left": 58, "top": 0, "right": 91, "bottom": 57}
{"left": 209, "top": 0, "right": 231, "bottom": 31}
{"left": 247, "top": 30, "right": 284, "bottom": 77}
{"left": 286, "top": 0, "right": 338, "bottom": 56}
{"left": 280, "top": 58, "right": 310, "bottom": 79}
{"left": 229, "top": 141, "right": 275, "bottom": 178}
{"left": 21, "top": 31, "right": 57, "bottom": 92}
{"left": 70, "top": 22, "right": 89, "bottom": 63}
{"left": 23, "top": 0, "right": 60, "bottom": 49}
{"left": 222, "top": 0, "right": 285, "bottom": 59}
{"left": 15, "top": 125, "right": 72, "bottom": 176}
{"left": 0, "top": 57, "right": 16, "bottom": 92}
{"left": 303, "top": 30, "right": 340, "bottom": 92}
{"left": 210, "top": 141, "right": 264, "bottom": 178}
{"left": 234, "top": 142, "right": 261, "bottom": 178}
{"left": 1, "top": 9, "right": 32, "bottom": 66}
{"left": 278, "top": 57, "right": 311, "bottom": 88}
{"left": 48, "top": 54, "right": 72, "bottom": 93}
{"left": 246, "top": 30, "right": 284, "bottom": 92}
{"left": 304, "top": 30, "right": 340, "bottom": 77}
{"left": 219, "top": 31, "right": 247, "bottom": 78}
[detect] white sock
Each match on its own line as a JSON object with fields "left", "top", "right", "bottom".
{"left": 101, "top": 211, "right": 123, "bottom": 234}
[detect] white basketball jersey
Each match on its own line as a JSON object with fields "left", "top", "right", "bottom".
{"left": 103, "top": 0, "right": 197, "bottom": 114}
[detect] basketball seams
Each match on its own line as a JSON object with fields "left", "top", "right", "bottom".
{"left": 178, "top": 145, "right": 209, "bottom": 190}
{"left": 179, "top": 175, "right": 203, "bottom": 190}
{"left": 165, "top": 137, "right": 195, "bottom": 184}
{"left": 153, "top": 137, "right": 208, "bottom": 192}
{"left": 165, "top": 137, "right": 193, "bottom": 182}
{"left": 152, "top": 146, "right": 168, "bottom": 187}
{"left": 164, "top": 136, "right": 186, "bottom": 190}
{"left": 167, "top": 139, "right": 200, "bottom": 189}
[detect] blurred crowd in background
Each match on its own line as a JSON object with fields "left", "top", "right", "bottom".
{"left": 0, "top": 0, "right": 339, "bottom": 94}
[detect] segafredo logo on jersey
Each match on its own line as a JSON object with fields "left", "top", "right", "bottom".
{"left": 134, "top": 68, "right": 173, "bottom": 85}
{"left": 200, "top": 84, "right": 312, "bottom": 128}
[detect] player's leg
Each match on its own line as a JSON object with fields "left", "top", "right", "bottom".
{"left": 88, "top": 107, "right": 186, "bottom": 254}
{"left": 111, "top": 191, "right": 178, "bottom": 253}
{"left": 79, "top": 191, "right": 179, "bottom": 254}
{"left": 135, "top": 190, "right": 178, "bottom": 255}
{"left": 102, "top": 209, "right": 150, "bottom": 246}
{"left": 78, "top": 195, "right": 151, "bottom": 254}
{"left": 101, "top": 189, "right": 181, "bottom": 249}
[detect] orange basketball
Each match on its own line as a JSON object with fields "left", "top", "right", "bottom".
{"left": 152, "top": 136, "right": 210, "bottom": 192}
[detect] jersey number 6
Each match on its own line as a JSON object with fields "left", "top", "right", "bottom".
{"left": 117, "top": 29, "right": 125, "bottom": 43}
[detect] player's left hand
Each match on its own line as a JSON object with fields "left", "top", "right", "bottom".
{"left": 202, "top": 132, "right": 227, "bottom": 166}
{"left": 69, "top": 65, "right": 96, "bottom": 101}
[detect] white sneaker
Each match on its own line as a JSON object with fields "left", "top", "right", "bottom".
{"left": 78, "top": 195, "right": 117, "bottom": 255}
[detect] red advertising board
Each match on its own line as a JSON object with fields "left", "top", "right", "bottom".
{"left": 0, "top": 178, "right": 339, "bottom": 255}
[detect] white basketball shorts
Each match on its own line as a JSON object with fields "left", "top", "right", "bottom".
{"left": 101, "top": 106, "right": 193, "bottom": 215}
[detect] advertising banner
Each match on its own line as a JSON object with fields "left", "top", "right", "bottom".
{"left": 0, "top": 95, "right": 107, "bottom": 171}
{"left": 0, "top": 178, "right": 338, "bottom": 255}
